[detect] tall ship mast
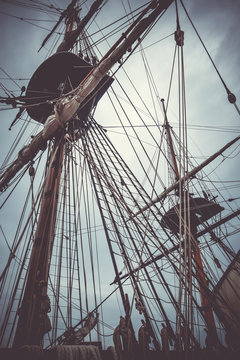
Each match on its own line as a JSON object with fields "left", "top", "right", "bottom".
{"left": 0, "top": 1, "right": 240, "bottom": 359}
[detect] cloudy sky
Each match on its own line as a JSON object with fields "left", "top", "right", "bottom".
{"left": 0, "top": 0, "right": 240, "bottom": 287}
{"left": 0, "top": 0, "right": 239, "bottom": 153}
{"left": 0, "top": 0, "right": 240, "bottom": 347}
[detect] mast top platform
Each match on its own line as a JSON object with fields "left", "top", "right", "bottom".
{"left": 161, "top": 197, "right": 224, "bottom": 235}
{"left": 25, "top": 51, "right": 113, "bottom": 123}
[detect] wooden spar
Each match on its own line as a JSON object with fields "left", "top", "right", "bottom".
{"left": 165, "top": 121, "right": 180, "bottom": 180}
{"left": 131, "top": 135, "right": 240, "bottom": 218}
{"left": 114, "top": 207, "right": 240, "bottom": 284}
{"left": 0, "top": 0, "right": 174, "bottom": 193}
{"left": 38, "top": 0, "right": 78, "bottom": 52}
{"left": 56, "top": 0, "right": 104, "bottom": 53}
{"left": 197, "top": 208, "right": 240, "bottom": 237}
{"left": 13, "top": 137, "right": 65, "bottom": 347}
{"left": 39, "top": 0, "right": 105, "bottom": 52}
{"left": 162, "top": 100, "right": 180, "bottom": 180}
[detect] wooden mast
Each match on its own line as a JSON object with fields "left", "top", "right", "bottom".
{"left": 13, "top": 135, "right": 65, "bottom": 347}
{"left": 12, "top": 1, "right": 82, "bottom": 346}
{"left": 161, "top": 100, "right": 219, "bottom": 346}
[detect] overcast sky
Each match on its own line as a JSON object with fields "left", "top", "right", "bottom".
{"left": 0, "top": 0, "right": 240, "bottom": 262}
{"left": 0, "top": 0, "right": 240, "bottom": 346}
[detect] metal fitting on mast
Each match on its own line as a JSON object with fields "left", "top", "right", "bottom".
{"left": 174, "top": 29, "right": 184, "bottom": 46}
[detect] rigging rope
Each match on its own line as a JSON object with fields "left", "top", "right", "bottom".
{"left": 179, "top": 0, "right": 240, "bottom": 116}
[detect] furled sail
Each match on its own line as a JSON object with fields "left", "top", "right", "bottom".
{"left": 214, "top": 251, "right": 240, "bottom": 346}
